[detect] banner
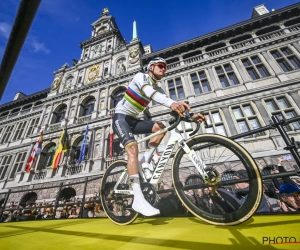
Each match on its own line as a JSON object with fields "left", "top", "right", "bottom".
{"left": 25, "top": 131, "right": 43, "bottom": 172}
{"left": 51, "top": 129, "right": 69, "bottom": 170}
{"left": 78, "top": 124, "right": 89, "bottom": 165}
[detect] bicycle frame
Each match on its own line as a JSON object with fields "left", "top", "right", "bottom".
{"left": 113, "top": 123, "right": 209, "bottom": 195}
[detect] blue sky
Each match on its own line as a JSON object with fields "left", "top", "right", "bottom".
{"left": 0, "top": 0, "right": 299, "bottom": 104}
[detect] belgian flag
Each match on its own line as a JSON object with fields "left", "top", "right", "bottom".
{"left": 51, "top": 129, "right": 69, "bottom": 170}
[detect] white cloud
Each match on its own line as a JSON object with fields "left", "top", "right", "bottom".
{"left": 0, "top": 22, "right": 11, "bottom": 39}
{"left": 28, "top": 37, "right": 50, "bottom": 54}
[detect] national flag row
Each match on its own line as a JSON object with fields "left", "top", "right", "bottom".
{"left": 25, "top": 124, "right": 89, "bottom": 172}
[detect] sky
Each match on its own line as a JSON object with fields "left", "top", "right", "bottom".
{"left": 0, "top": 0, "right": 299, "bottom": 105}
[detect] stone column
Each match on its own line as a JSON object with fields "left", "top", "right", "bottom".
{"left": 233, "top": 59, "right": 249, "bottom": 83}
{"left": 69, "top": 95, "right": 80, "bottom": 125}
{"left": 34, "top": 107, "right": 47, "bottom": 133}
{"left": 289, "top": 92, "right": 300, "bottom": 108}
{"left": 292, "top": 42, "right": 300, "bottom": 54}
{"left": 99, "top": 127, "right": 106, "bottom": 158}
{"left": 220, "top": 107, "right": 238, "bottom": 136}
{"left": 183, "top": 74, "right": 194, "bottom": 100}
{"left": 62, "top": 97, "right": 72, "bottom": 127}
{"left": 102, "top": 87, "right": 109, "bottom": 116}
{"left": 207, "top": 67, "right": 223, "bottom": 97}
{"left": 45, "top": 104, "right": 54, "bottom": 128}
{"left": 92, "top": 88, "right": 100, "bottom": 119}
{"left": 253, "top": 99, "right": 271, "bottom": 125}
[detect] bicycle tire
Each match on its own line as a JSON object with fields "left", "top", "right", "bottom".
{"left": 172, "top": 134, "right": 262, "bottom": 225}
{"left": 100, "top": 160, "right": 138, "bottom": 225}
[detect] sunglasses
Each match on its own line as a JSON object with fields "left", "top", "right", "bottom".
{"left": 155, "top": 63, "right": 167, "bottom": 71}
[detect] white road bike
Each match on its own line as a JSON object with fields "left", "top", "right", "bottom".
{"left": 100, "top": 110, "right": 262, "bottom": 226}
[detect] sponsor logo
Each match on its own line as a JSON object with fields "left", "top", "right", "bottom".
{"left": 129, "top": 132, "right": 133, "bottom": 137}
{"left": 115, "top": 120, "right": 125, "bottom": 137}
{"left": 152, "top": 144, "right": 174, "bottom": 179}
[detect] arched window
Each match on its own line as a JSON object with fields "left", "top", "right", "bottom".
{"left": 71, "top": 138, "right": 89, "bottom": 164}
{"left": 45, "top": 145, "right": 56, "bottom": 168}
{"left": 113, "top": 89, "right": 126, "bottom": 108}
{"left": 37, "top": 144, "right": 56, "bottom": 170}
{"left": 81, "top": 98, "right": 95, "bottom": 117}
{"left": 54, "top": 106, "right": 67, "bottom": 123}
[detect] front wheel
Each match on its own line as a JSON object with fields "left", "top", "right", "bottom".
{"left": 172, "top": 134, "right": 262, "bottom": 225}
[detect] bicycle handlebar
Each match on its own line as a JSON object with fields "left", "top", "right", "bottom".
{"left": 167, "top": 101, "right": 208, "bottom": 136}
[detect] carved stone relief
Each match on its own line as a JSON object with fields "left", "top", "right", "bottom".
{"left": 128, "top": 48, "right": 139, "bottom": 66}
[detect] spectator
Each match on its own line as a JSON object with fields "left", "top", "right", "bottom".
{"left": 93, "top": 192, "right": 100, "bottom": 201}
{"left": 279, "top": 183, "right": 300, "bottom": 211}
{"left": 233, "top": 169, "right": 271, "bottom": 213}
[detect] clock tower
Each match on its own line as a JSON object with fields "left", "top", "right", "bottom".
{"left": 48, "top": 8, "right": 144, "bottom": 96}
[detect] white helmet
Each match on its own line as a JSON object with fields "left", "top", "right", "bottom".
{"left": 147, "top": 57, "right": 167, "bottom": 71}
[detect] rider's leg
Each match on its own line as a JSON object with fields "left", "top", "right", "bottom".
{"left": 126, "top": 142, "right": 160, "bottom": 216}
{"left": 149, "top": 122, "right": 166, "bottom": 147}
{"left": 143, "top": 122, "right": 166, "bottom": 163}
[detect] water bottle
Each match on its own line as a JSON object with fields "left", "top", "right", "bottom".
{"left": 142, "top": 162, "right": 153, "bottom": 180}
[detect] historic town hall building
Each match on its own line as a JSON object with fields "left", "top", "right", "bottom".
{"left": 0, "top": 4, "right": 300, "bottom": 205}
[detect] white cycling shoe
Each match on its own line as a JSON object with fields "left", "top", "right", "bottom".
{"left": 132, "top": 198, "right": 160, "bottom": 216}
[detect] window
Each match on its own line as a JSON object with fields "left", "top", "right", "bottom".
{"left": 1, "top": 125, "right": 14, "bottom": 143}
{"left": 54, "top": 106, "right": 66, "bottom": 123}
{"left": 9, "top": 152, "right": 27, "bottom": 179}
{"left": 0, "top": 155, "right": 12, "bottom": 180}
{"left": 113, "top": 89, "right": 126, "bottom": 108}
{"left": 44, "top": 145, "right": 56, "bottom": 169}
{"left": 81, "top": 98, "right": 95, "bottom": 117}
{"left": 168, "top": 77, "right": 185, "bottom": 99}
{"left": 215, "top": 64, "right": 239, "bottom": 88}
{"left": 71, "top": 137, "right": 89, "bottom": 164}
{"left": 13, "top": 121, "right": 27, "bottom": 141}
{"left": 265, "top": 96, "right": 300, "bottom": 131}
{"left": 190, "top": 71, "right": 211, "bottom": 95}
{"left": 242, "top": 56, "right": 270, "bottom": 80}
{"left": 203, "top": 111, "right": 227, "bottom": 136}
{"left": 270, "top": 47, "right": 300, "bottom": 72}
{"left": 232, "top": 104, "right": 264, "bottom": 137}
{"left": 26, "top": 118, "right": 40, "bottom": 136}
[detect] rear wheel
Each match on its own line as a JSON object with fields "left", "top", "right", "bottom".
{"left": 100, "top": 160, "right": 138, "bottom": 225}
{"left": 172, "top": 134, "right": 262, "bottom": 225}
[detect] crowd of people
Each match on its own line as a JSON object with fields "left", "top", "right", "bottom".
{"left": 0, "top": 192, "right": 108, "bottom": 223}
{"left": 1, "top": 157, "right": 300, "bottom": 223}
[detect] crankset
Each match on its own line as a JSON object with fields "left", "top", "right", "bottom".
{"left": 204, "top": 167, "right": 221, "bottom": 185}
{"left": 141, "top": 182, "right": 157, "bottom": 206}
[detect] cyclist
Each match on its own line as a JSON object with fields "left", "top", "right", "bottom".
{"left": 113, "top": 57, "right": 206, "bottom": 216}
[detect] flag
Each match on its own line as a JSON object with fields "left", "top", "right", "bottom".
{"left": 25, "top": 131, "right": 43, "bottom": 172}
{"left": 51, "top": 129, "right": 69, "bottom": 170}
{"left": 109, "top": 115, "right": 114, "bottom": 158}
{"left": 78, "top": 124, "right": 88, "bottom": 165}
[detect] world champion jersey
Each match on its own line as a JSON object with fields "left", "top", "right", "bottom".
{"left": 115, "top": 73, "right": 175, "bottom": 117}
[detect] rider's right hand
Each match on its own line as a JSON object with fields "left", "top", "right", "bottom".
{"left": 170, "top": 101, "right": 191, "bottom": 117}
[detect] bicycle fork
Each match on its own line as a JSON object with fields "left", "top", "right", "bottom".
{"left": 178, "top": 138, "right": 209, "bottom": 181}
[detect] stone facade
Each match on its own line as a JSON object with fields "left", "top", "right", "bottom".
{"left": 0, "top": 5, "right": 300, "bottom": 204}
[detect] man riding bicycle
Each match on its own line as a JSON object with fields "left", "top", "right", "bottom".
{"left": 112, "top": 57, "right": 206, "bottom": 216}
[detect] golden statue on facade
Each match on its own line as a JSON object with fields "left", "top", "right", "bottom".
{"left": 102, "top": 8, "right": 109, "bottom": 16}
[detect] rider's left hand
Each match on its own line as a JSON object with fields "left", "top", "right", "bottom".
{"left": 192, "top": 113, "right": 207, "bottom": 123}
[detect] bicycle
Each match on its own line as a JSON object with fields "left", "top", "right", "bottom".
{"left": 100, "top": 110, "right": 263, "bottom": 226}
